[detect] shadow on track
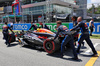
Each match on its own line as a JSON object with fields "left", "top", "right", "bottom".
{"left": 10, "top": 44, "right": 18, "bottom": 47}
{"left": 47, "top": 48, "right": 82, "bottom": 62}
{"left": 21, "top": 45, "right": 45, "bottom": 52}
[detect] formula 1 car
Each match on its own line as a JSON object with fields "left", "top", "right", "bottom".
{"left": 17, "top": 28, "right": 77, "bottom": 54}
{"left": 18, "top": 28, "right": 55, "bottom": 46}
{"left": 17, "top": 28, "right": 60, "bottom": 54}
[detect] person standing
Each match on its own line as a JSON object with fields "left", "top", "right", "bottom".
{"left": 70, "top": 17, "right": 98, "bottom": 57}
{"left": 71, "top": 16, "right": 84, "bottom": 46}
{"left": 89, "top": 18, "right": 95, "bottom": 36}
{"left": 39, "top": 22, "right": 49, "bottom": 30}
{"left": 10, "top": 22, "right": 13, "bottom": 30}
{"left": 2, "top": 22, "right": 13, "bottom": 47}
{"left": 72, "top": 16, "right": 79, "bottom": 45}
{"left": 72, "top": 16, "right": 78, "bottom": 27}
{"left": 29, "top": 22, "right": 38, "bottom": 30}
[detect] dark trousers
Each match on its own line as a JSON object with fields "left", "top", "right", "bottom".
{"left": 61, "top": 35, "right": 78, "bottom": 58}
{"left": 90, "top": 26, "right": 93, "bottom": 35}
{"left": 77, "top": 34, "right": 97, "bottom": 54}
{"left": 11, "top": 26, "right": 13, "bottom": 30}
{"left": 3, "top": 33, "right": 10, "bottom": 45}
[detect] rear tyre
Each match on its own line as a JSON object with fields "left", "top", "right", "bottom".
{"left": 43, "top": 38, "right": 60, "bottom": 54}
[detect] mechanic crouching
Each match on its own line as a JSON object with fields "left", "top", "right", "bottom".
{"left": 2, "top": 22, "right": 13, "bottom": 47}
{"left": 70, "top": 17, "right": 98, "bottom": 57}
{"left": 53, "top": 21, "right": 79, "bottom": 60}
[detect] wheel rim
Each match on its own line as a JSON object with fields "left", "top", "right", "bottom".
{"left": 45, "top": 42, "right": 53, "bottom": 51}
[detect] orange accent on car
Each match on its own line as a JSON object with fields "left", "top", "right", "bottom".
{"left": 35, "top": 28, "right": 54, "bottom": 34}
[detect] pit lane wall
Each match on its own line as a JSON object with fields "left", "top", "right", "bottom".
{"left": 0, "top": 23, "right": 100, "bottom": 34}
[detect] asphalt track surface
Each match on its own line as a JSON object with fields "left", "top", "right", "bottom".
{"left": 0, "top": 32, "right": 100, "bottom": 66}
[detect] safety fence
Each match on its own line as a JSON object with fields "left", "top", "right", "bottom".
{"left": 0, "top": 22, "right": 100, "bottom": 34}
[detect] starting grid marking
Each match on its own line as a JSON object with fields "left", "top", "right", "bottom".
{"left": 85, "top": 43, "right": 100, "bottom": 66}
{"left": 85, "top": 51, "right": 100, "bottom": 66}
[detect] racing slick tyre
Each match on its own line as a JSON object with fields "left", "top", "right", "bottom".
{"left": 43, "top": 37, "right": 60, "bottom": 54}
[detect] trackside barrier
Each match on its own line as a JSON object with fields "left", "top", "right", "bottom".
{"left": 9, "top": 23, "right": 69, "bottom": 32}
{"left": 0, "top": 23, "right": 100, "bottom": 34}
{"left": 69, "top": 23, "right": 100, "bottom": 34}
